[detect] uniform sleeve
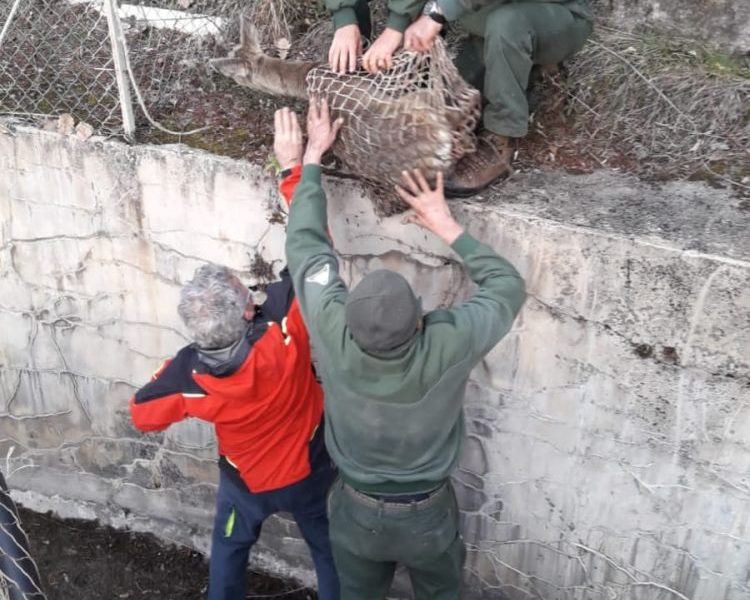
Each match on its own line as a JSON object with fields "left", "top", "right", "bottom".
{"left": 386, "top": 0, "right": 426, "bottom": 31}
{"left": 325, "top": 0, "right": 360, "bottom": 30}
{"left": 446, "top": 232, "right": 526, "bottom": 361}
{"left": 326, "top": 0, "right": 423, "bottom": 33}
{"left": 285, "top": 165, "right": 349, "bottom": 351}
{"left": 436, "top": 0, "right": 491, "bottom": 22}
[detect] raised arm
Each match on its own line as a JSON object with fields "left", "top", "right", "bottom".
{"left": 280, "top": 100, "right": 348, "bottom": 343}
{"left": 273, "top": 107, "right": 304, "bottom": 207}
{"left": 396, "top": 169, "right": 525, "bottom": 360}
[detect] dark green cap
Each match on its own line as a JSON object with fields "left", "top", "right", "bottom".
{"left": 345, "top": 270, "right": 421, "bottom": 353}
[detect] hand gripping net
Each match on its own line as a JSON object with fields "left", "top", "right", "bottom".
{"left": 306, "top": 39, "right": 481, "bottom": 216}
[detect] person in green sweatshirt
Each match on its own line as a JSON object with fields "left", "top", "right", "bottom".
{"left": 278, "top": 97, "right": 525, "bottom": 599}
{"left": 326, "top": 0, "right": 593, "bottom": 196}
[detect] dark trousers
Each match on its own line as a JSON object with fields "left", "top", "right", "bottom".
{"left": 327, "top": 479, "right": 465, "bottom": 600}
{"left": 207, "top": 466, "right": 340, "bottom": 600}
{"left": 458, "top": 1, "right": 593, "bottom": 137}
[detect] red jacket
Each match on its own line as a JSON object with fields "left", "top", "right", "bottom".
{"left": 130, "top": 166, "right": 325, "bottom": 493}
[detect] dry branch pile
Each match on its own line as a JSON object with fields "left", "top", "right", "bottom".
{"left": 554, "top": 26, "right": 749, "bottom": 193}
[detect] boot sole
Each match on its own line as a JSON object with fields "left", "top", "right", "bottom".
{"left": 444, "top": 170, "right": 511, "bottom": 199}
{"left": 444, "top": 186, "right": 483, "bottom": 199}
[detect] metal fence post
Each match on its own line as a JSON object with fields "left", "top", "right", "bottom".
{"left": 0, "top": 0, "right": 24, "bottom": 52}
{"left": 104, "top": 0, "right": 136, "bottom": 139}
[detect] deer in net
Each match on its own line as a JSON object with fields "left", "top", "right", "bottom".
{"left": 212, "top": 15, "right": 481, "bottom": 216}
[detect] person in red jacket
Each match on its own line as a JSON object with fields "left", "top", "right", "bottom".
{"left": 129, "top": 112, "right": 339, "bottom": 600}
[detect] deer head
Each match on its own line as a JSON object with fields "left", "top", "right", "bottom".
{"left": 211, "top": 15, "right": 315, "bottom": 99}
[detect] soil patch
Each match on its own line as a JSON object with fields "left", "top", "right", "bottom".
{"left": 18, "top": 506, "right": 315, "bottom": 600}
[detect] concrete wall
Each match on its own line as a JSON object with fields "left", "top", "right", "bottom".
{"left": 0, "top": 123, "right": 749, "bottom": 599}
{"left": 592, "top": 0, "right": 750, "bottom": 54}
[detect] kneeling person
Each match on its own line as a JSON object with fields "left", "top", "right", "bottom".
{"left": 406, "top": 0, "right": 594, "bottom": 195}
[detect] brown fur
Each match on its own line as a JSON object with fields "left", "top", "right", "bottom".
{"left": 213, "top": 15, "right": 481, "bottom": 215}
{"left": 211, "top": 15, "right": 314, "bottom": 99}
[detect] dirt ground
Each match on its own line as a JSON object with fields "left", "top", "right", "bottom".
{"left": 18, "top": 506, "right": 315, "bottom": 600}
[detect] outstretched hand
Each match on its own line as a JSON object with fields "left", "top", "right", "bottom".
{"left": 395, "top": 170, "right": 464, "bottom": 245}
{"left": 303, "top": 97, "right": 344, "bottom": 165}
{"left": 273, "top": 107, "right": 303, "bottom": 171}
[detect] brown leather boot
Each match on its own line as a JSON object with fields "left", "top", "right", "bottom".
{"left": 445, "top": 131, "right": 514, "bottom": 198}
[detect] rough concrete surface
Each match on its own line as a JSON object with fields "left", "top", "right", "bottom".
{"left": 0, "top": 122, "right": 749, "bottom": 599}
{"left": 592, "top": 0, "right": 750, "bottom": 54}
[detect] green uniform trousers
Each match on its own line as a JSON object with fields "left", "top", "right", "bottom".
{"left": 327, "top": 478, "right": 466, "bottom": 600}
{"left": 457, "top": 1, "right": 593, "bottom": 137}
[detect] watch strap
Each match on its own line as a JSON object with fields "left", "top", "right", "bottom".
{"left": 423, "top": 1, "right": 447, "bottom": 25}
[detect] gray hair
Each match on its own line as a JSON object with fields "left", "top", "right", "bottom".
{"left": 178, "top": 264, "right": 249, "bottom": 349}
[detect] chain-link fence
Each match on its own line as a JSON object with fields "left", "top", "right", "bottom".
{"left": 0, "top": 0, "right": 261, "bottom": 137}
{"left": 1, "top": 1, "right": 747, "bottom": 192}
{"left": 0, "top": 0, "right": 122, "bottom": 133}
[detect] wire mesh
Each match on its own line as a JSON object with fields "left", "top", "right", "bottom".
{"left": 121, "top": 0, "right": 240, "bottom": 130}
{"left": 0, "top": 0, "right": 255, "bottom": 136}
{"left": 120, "top": 0, "right": 328, "bottom": 140}
{"left": 0, "top": 0, "right": 121, "bottom": 133}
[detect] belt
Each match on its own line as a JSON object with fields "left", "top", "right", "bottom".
{"left": 363, "top": 490, "right": 435, "bottom": 503}
{"left": 343, "top": 481, "right": 448, "bottom": 507}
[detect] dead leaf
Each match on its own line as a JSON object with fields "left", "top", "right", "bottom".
{"left": 275, "top": 37, "right": 291, "bottom": 60}
{"left": 76, "top": 121, "right": 94, "bottom": 140}
{"left": 57, "top": 113, "right": 75, "bottom": 135}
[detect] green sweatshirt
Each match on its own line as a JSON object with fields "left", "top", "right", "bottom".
{"left": 436, "top": 0, "right": 592, "bottom": 22}
{"left": 325, "top": 0, "right": 592, "bottom": 33}
{"left": 286, "top": 165, "right": 525, "bottom": 493}
{"left": 325, "top": 0, "right": 424, "bottom": 32}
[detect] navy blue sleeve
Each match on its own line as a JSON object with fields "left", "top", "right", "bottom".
{"left": 134, "top": 346, "right": 206, "bottom": 404}
{"left": 261, "top": 267, "right": 295, "bottom": 323}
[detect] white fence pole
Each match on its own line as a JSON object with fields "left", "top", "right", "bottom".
{"left": 103, "top": 0, "right": 136, "bottom": 138}
{"left": 0, "top": 0, "right": 24, "bottom": 51}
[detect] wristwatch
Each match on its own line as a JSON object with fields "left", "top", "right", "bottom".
{"left": 422, "top": 0, "right": 447, "bottom": 25}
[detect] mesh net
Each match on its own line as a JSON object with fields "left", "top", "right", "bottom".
{"left": 214, "top": 14, "right": 481, "bottom": 216}
{"left": 307, "top": 40, "right": 480, "bottom": 216}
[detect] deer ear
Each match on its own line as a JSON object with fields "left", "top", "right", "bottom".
{"left": 210, "top": 58, "right": 249, "bottom": 80}
{"left": 240, "top": 12, "right": 262, "bottom": 55}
